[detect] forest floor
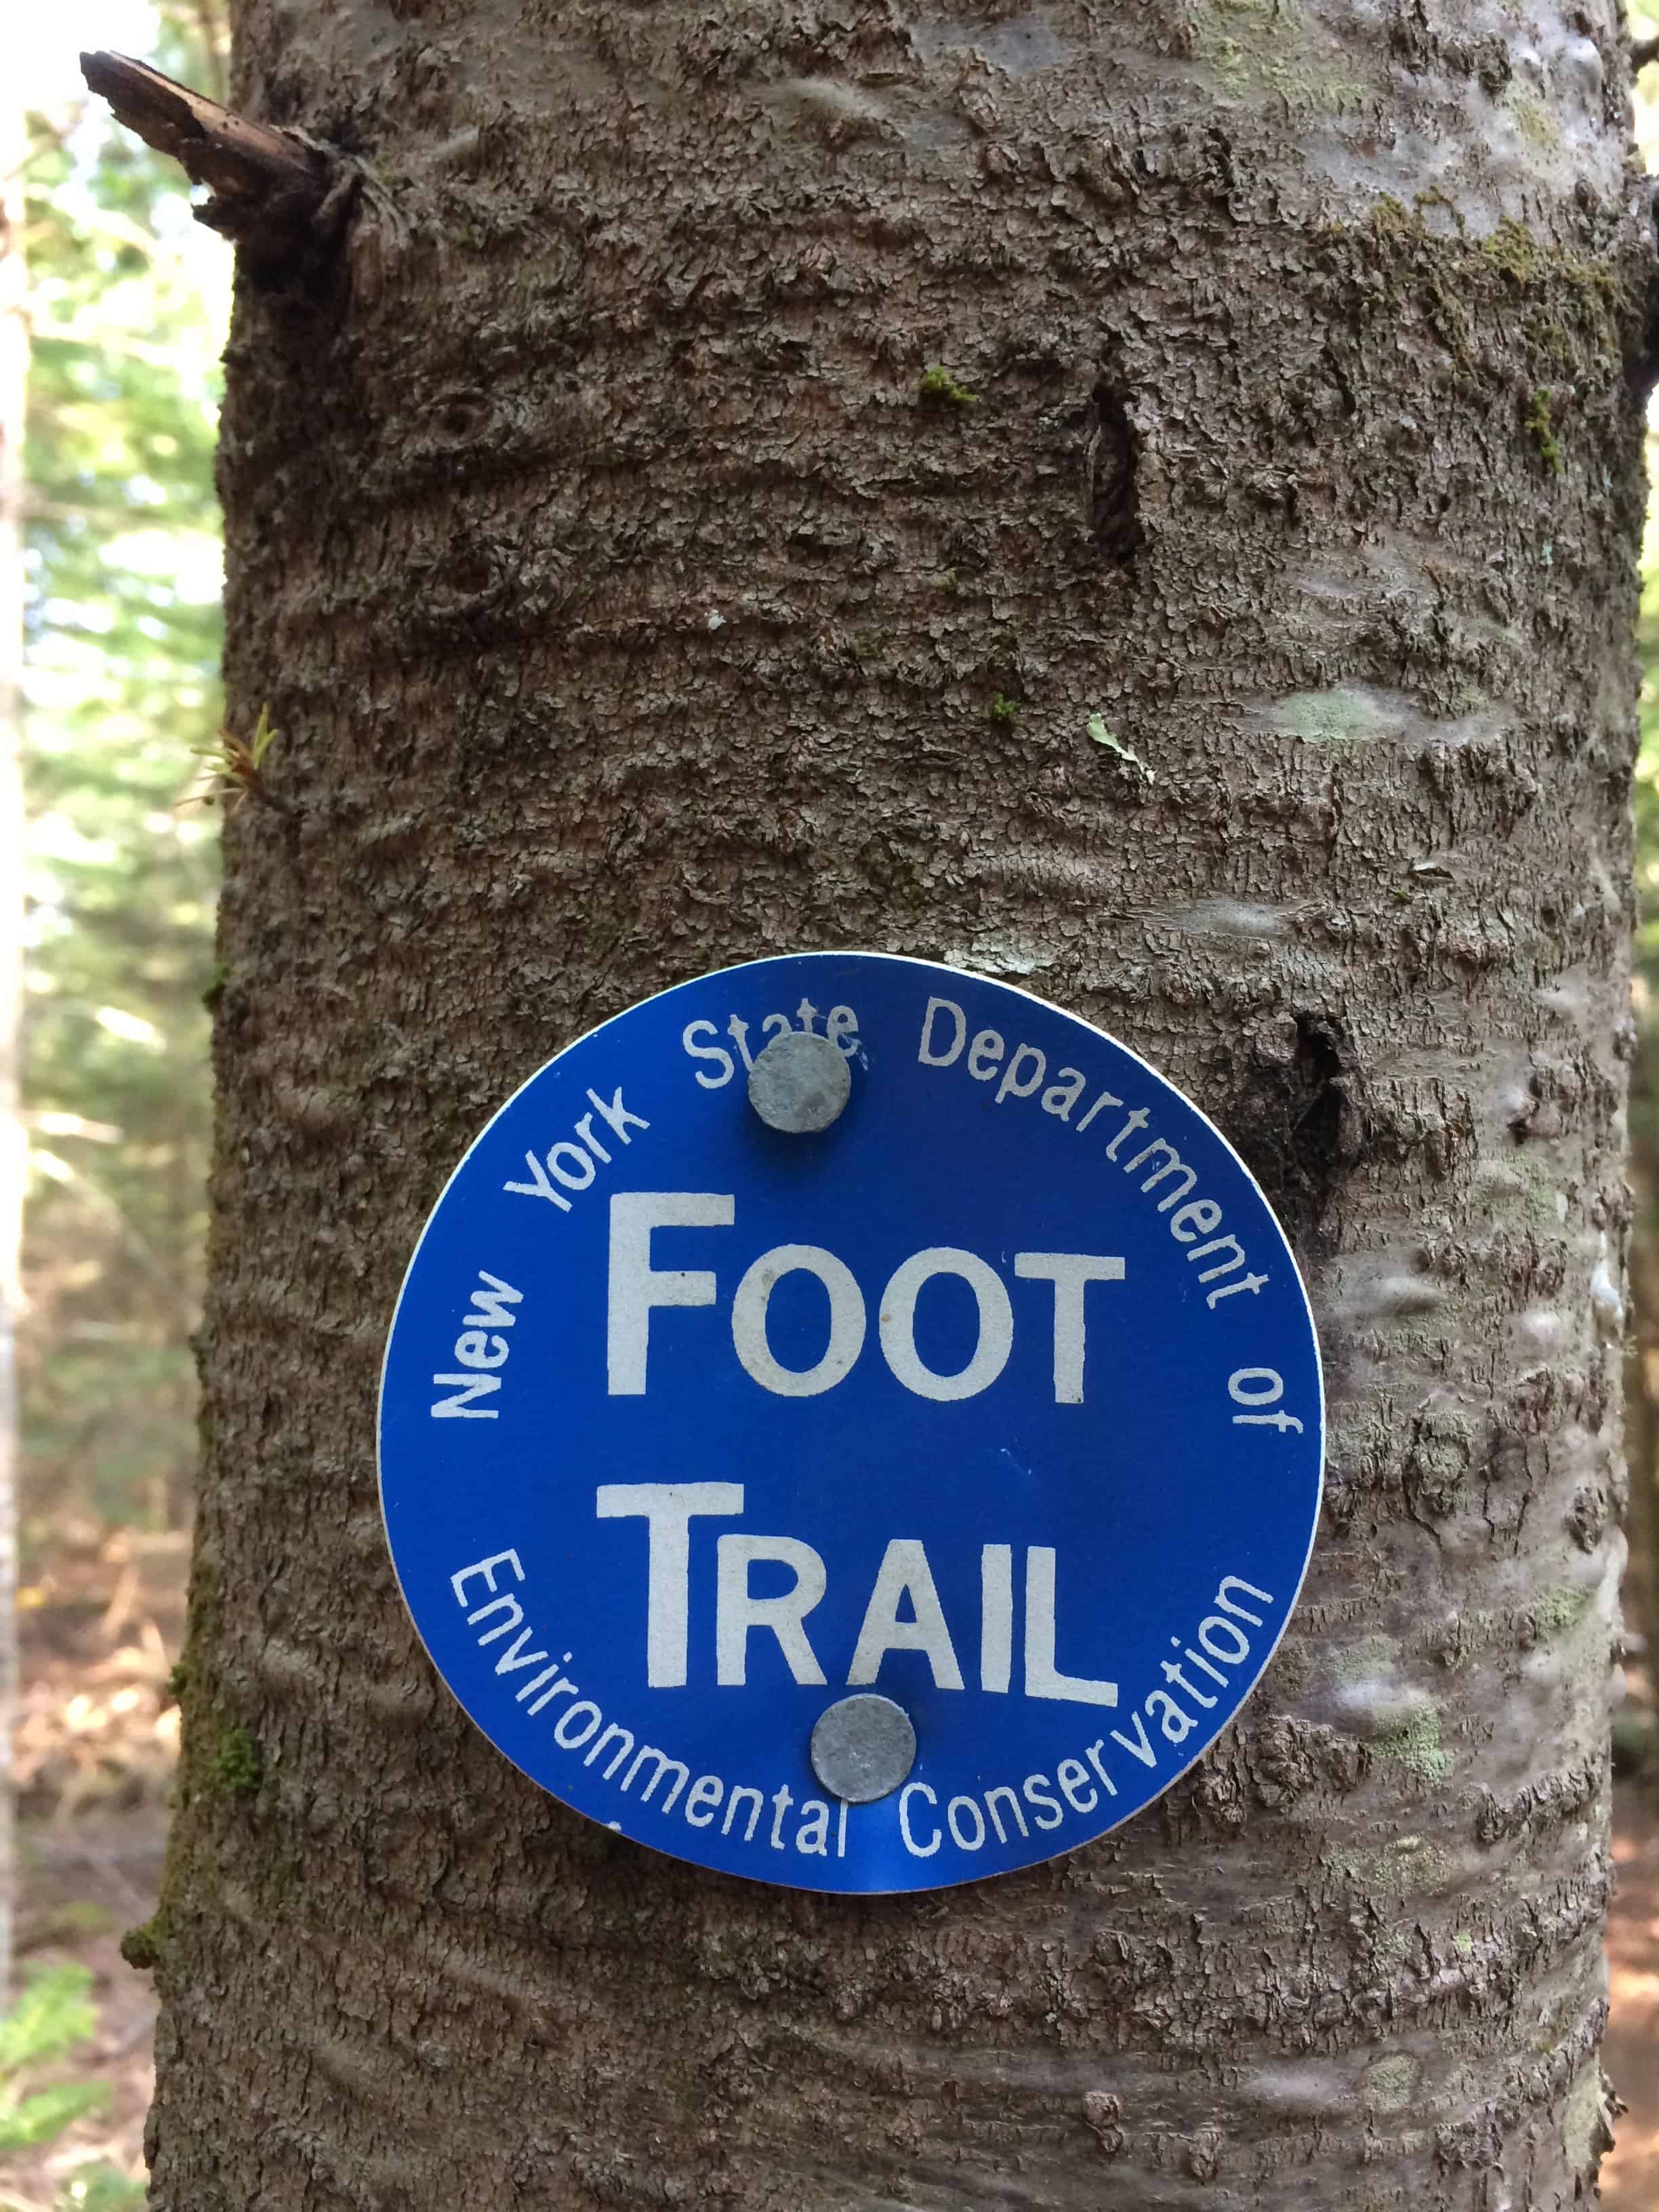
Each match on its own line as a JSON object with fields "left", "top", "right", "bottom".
{"left": 4, "top": 1535, "right": 183, "bottom": 2210}
{"left": 1604, "top": 1786, "right": 1659, "bottom": 2209}
{"left": 4, "top": 1538, "right": 1659, "bottom": 2208}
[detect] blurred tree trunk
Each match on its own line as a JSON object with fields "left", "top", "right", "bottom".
{"left": 0, "top": 81, "right": 28, "bottom": 1997}
{"left": 134, "top": 3, "right": 1650, "bottom": 2205}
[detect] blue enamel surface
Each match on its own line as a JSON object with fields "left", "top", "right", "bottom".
{"left": 379, "top": 954, "right": 1324, "bottom": 1893}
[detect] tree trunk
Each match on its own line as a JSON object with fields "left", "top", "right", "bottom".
{"left": 140, "top": 3, "right": 1650, "bottom": 2205}
{"left": 1619, "top": 1010, "right": 1659, "bottom": 1786}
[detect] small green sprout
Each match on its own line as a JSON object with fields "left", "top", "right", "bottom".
{"left": 918, "top": 366, "right": 979, "bottom": 408}
{"left": 184, "top": 704, "right": 282, "bottom": 811}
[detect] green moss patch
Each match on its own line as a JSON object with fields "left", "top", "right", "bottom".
{"left": 211, "top": 1725, "right": 263, "bottom": 1799}
{"left": 918, "top": 366, "right": 979, "bottom": 409}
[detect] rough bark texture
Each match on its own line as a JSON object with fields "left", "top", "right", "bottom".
{"left": 1622, "top": 1026, "right": 1659, "bottom": 1694}
{"left": 142, "top": 1, "right": 1651, "bottom": 2205}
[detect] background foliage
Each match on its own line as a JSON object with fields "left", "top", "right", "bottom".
{"left": 20, "top": 3, "right": 226, "bottom": 1549}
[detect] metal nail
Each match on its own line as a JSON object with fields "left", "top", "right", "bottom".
{"left": 809, "top": 1694, "right": 916, "bottom": 1803}
{"left": 747, "top": 1029, "right": 852, "bottom": 1134}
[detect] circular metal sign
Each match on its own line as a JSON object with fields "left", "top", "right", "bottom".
{"left": 379, "top": 954, "right": 1324, "bottom": 1892}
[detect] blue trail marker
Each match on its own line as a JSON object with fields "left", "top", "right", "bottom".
{"left": 379, "top": 954, "right": 1324, "bottom": 1893}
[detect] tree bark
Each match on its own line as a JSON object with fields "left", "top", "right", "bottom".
{"left": 139, "top": 1, "right": 1650, "bottom": 2205}
{"left": 1620, "top": 1013, "right": 1659, "bottom": 1780}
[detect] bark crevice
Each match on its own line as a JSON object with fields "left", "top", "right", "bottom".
{"left": 1084, "top": 375, "right": 1142, "bottom": 567}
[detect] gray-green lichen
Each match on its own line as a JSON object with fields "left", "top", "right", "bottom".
{"left": 1374, "top": 1707, "right": 1454, "bottom": 1783}
{"left": 1364, "top": 2053, "right": 1421, "bottom": 2112}
{"left": 1530, "top": 1586, "right": 1592, "bottom": 1639}
{"left": 1332, "top": 1833, "right": 1455, "bottom": 1900}
{"left": 1252, "top": 684, "right": 1406, "bottom": 752}
{"left": 1187, "top": 0, "right": 1361, "bottom": 109}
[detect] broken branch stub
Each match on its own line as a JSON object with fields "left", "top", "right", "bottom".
{"left": 78, "top": 51, "right": 355, "bottom": 268}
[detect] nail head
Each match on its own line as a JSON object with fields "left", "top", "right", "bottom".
{"left": 810, "top": 1694, "right": 916, "bottom": 1803}
{"left": 747, "top": 1029, "right": 852, "bottom": 1134}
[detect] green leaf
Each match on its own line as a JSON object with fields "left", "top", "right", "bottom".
{"left": 0, "top": 2080, "right": 108, "bottom": 2151}
{"left": 0, "top": 1965, "right": 108, "bottom": 2154}
{"left": 1085, "top": 715, "right": 1154, "bottom": 782}
{"left": 0, "top": 1965, "right": 97, "bottom": 2076}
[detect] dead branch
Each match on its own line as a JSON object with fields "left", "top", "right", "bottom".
{"left": 78, "top": 51, "right": 355, "bottom": 262}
